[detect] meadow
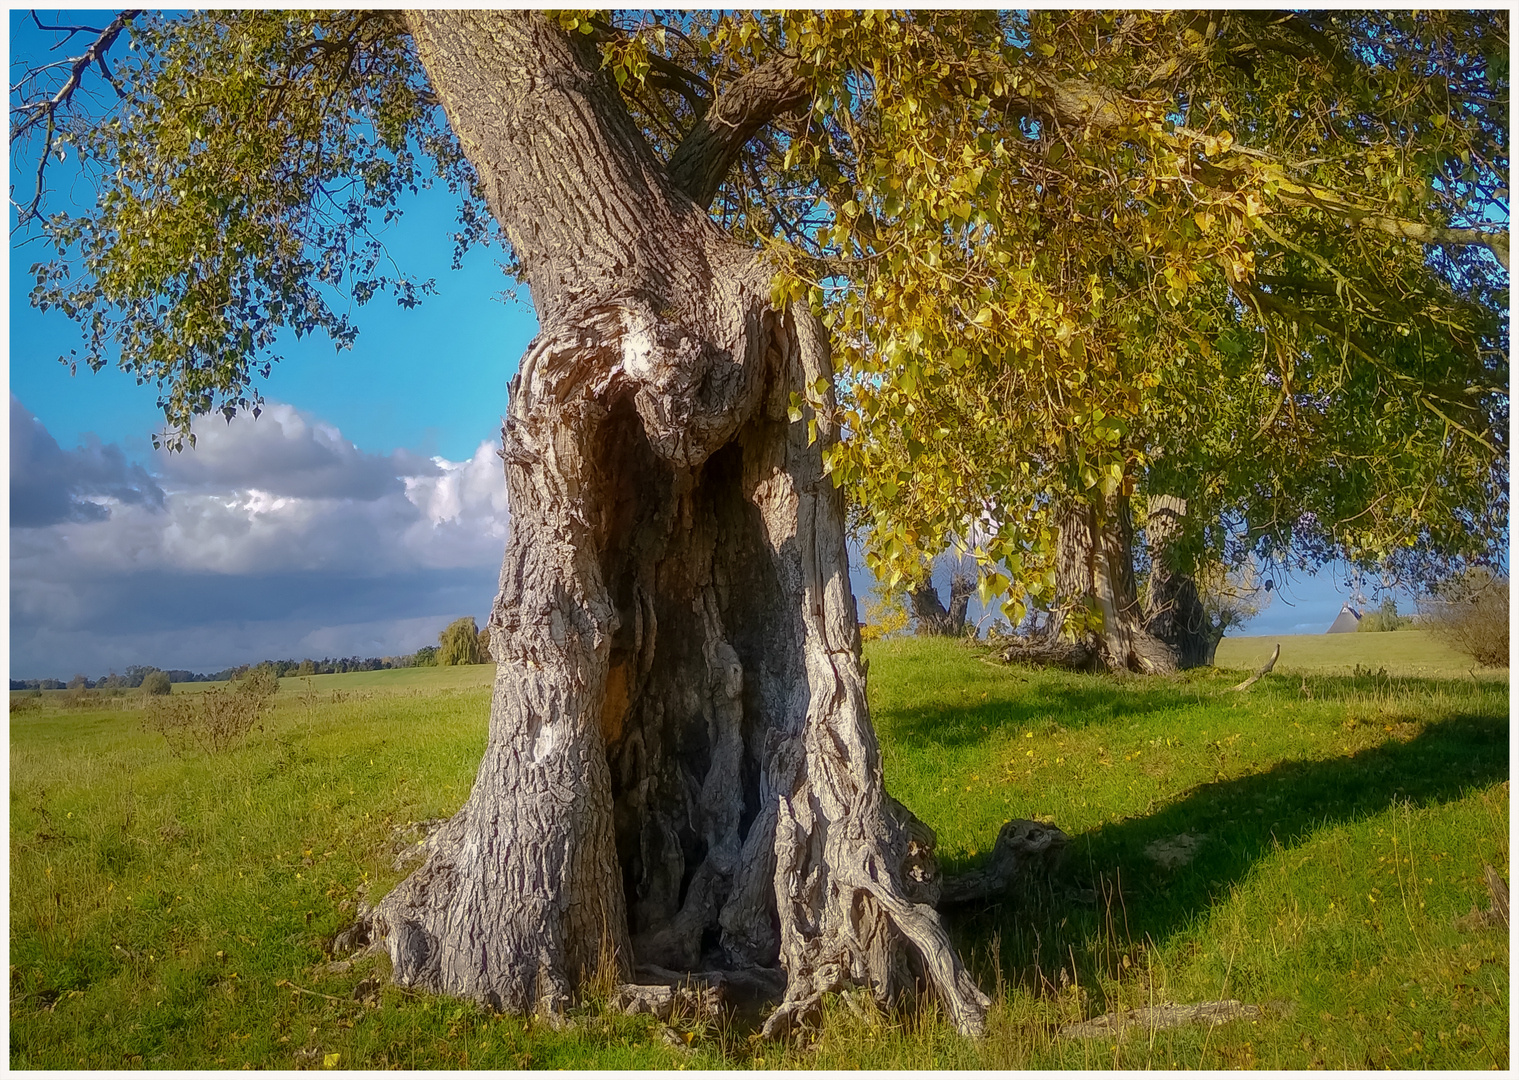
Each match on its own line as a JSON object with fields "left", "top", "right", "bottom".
{"left": 10, "top": 631, "right": 1508, "bottom": 1069}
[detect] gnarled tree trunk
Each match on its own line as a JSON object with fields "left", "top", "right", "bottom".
{"left": 909, "top": 571, "right": 973, "bottom": 637}
{"left": 369, "top": 11, "right": 988, "bottom": 1037}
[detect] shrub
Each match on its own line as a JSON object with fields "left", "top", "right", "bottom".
{"left": 1418, "top": 569, "right": 1509, "bottom": 667}
{"left": 141, "top": 670, "right": 172, "bottom": 696}
{"left": 860, "top": 591, "right": 909, "bottom": 643}
{"left": 438, "top": 617, "right": 484, "bottom": 666}
{"left": 143, "top": 667, "right": 278, "bottom": 755}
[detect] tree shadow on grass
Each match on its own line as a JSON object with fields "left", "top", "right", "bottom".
{"left": 880, "top": 665, "right": 1507, "bottom": 753}
{"left": 879, "top": 678, "right": 1211, "bottom": 750}
{"left": 943, "top": 710, "right": 1508, "bottom": 999}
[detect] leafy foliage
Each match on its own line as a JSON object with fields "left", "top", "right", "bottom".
{"left": 858, "top": 589, "right": 909, "bottom": 644}
{"left": 140, "top": 669, "right": 172, "bottom": 696}
{"left": 437, "top": 617, "right": 484, "bottom": 667}
{"left": 13, "top": 11, "right": 1508, "bottom": 610}
{"left": 15, "top": 11, "right": 492, "bottom": 448}
{"left": 580, "top": 11, "right": 1508, "bottom": 614}
{"left": 1358, "top": 598, "right": 1414, "bottom": 633}
{"left": 410, "top": 645, "right": 439, "bottom": 668}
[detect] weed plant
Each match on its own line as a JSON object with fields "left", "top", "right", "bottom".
{"left": 141, "top": 668, "right": 280, "bottom": 756}
{"left": 10, "top": 634, "right": 1507, "bottom": 1068}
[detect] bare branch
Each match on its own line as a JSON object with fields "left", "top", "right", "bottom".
{"left": 11, "top": 9, "right": 140, "bottom": 225}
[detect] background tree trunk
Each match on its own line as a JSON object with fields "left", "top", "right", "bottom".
{"left": 1044, "top": 494, "right": 1177, "bottom": 674}
{"left": 370, "top": 11, "right": 988, "bottom": 1036}
{"left": 1141, "top": 495, "right": 1221, "bottom": 668}
{"left": 909, "top": 571, "right": 973, "bottom": 637}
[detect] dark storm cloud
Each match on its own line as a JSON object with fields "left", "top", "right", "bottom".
{"left": 10, "top": 395, "right": 166, "bottom": 527}
{"left": 10, "top": 403, "right": 511, "bottom": 679}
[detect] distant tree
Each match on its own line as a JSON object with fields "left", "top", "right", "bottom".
{"left": 411, "top": 645, "right": 439, "bottom": 668}
{"left": 1359, "top": 597, "right": 1413, "bottom": 633}
{"left": 1419, "top": 569, "right": 1510, "bottom": 666}
{"left": 67, "top": 674, "right": 90, "bottom": 690}
{"left": 439, "top": 617, "right": 484, "bottom": 666}
{"left": 141, "top": 670, "right": 172, "bottom": 696}
{"left": 476, "top": 627, "right": 493, "bottom": 664}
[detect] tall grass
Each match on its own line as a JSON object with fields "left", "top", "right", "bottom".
{"left": 10, "top": 638, "right": 1508, "bottom": 1068}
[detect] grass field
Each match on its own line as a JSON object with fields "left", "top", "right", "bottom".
{"left": 1216, "top": 628, "right": 1499, "bottom": 679}
{"left": 11, "top": 632, "right": 1508, "bottom": 1068}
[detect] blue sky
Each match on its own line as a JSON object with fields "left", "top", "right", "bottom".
{"left": 7, "top": 14, "right": 1383, "bottom": 680}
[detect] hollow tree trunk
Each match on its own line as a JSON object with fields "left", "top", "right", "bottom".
{"left": 370, "top": 11, "right": 988, "bottom": 1037}
{"left": 909, "top": 571, "right": 973, "bottom": 637}
{"left": 1045, "top": 494, "right": 1177, "bottom": 674}
{"left": 1141, "top": 495, "right": 1221, "bottom": 668}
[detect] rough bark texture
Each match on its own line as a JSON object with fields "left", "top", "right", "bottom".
{"left": 909, "top": 572, "right": 973, "bottom": 637}
{"left": 1039, "top": 495, "right": 1177, "bottom": 674}
{"left": 1141, "top": 495, "right": 1221, "bottom": 668}
{"left": 368, "top": 11, "right": 990, "bottom": 1037}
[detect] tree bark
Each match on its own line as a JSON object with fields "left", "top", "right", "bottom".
{"left": 1141, "top": 495, "right": 1221, "bottom": 668}
{"left": 1044, "top": 494, "right": 1177, "bottom": 674}
{"left": 369, "top": 11, "right": 988, "bottom": 1037}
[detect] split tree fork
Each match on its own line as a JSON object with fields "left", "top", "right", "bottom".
{"left": 363, "top": 12, "right": 993, "bottom": 1036}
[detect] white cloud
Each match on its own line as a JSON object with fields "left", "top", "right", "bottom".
{"left": 10, "top": 401, "right": 510, "bottom": 677}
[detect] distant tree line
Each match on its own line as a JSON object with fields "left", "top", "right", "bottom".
{"left": 11, "top": 616, "right": 495, "bottom": 690}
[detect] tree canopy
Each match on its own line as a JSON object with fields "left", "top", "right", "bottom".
{"left": 13, "top": 9, "right": 1509, "bottom": 592}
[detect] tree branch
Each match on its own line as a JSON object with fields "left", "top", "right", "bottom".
{"left": 667, "top": 55, "right": 810, "bottom": 210}
{"left": 11, "top": 9, "right": 140, "bottom": 225}
{"left": 1265, "top": 172, "right": 1511, "bottom": 270}
{"left": 1194, "top": 152, "right": 1510, "bottom": 270}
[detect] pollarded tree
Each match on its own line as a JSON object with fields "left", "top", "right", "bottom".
{"left": 13, "top": 8, "right": 1506, "bottom": 1035}
{"left": 12, "top": 10, "right": 999, "bottom": 1036}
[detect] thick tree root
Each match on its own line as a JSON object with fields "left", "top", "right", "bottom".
{"left": 754, "top": 308, "right": 992, "bottom": 1041}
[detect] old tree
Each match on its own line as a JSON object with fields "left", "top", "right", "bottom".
{"left": 13, "top": 10, "right": 1508, "bottom": 1033}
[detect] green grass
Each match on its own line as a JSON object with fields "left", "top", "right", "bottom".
{"left": 11, "top": 641, "right": 1508, "bottom": 1068}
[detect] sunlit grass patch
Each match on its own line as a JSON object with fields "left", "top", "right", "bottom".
{"left": 11, "top": 638, "right": 1508, "bottom": 1068}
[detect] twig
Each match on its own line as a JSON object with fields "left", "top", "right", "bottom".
{"left": 276, "top": 979, "right": 360, "bottom": 1007}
